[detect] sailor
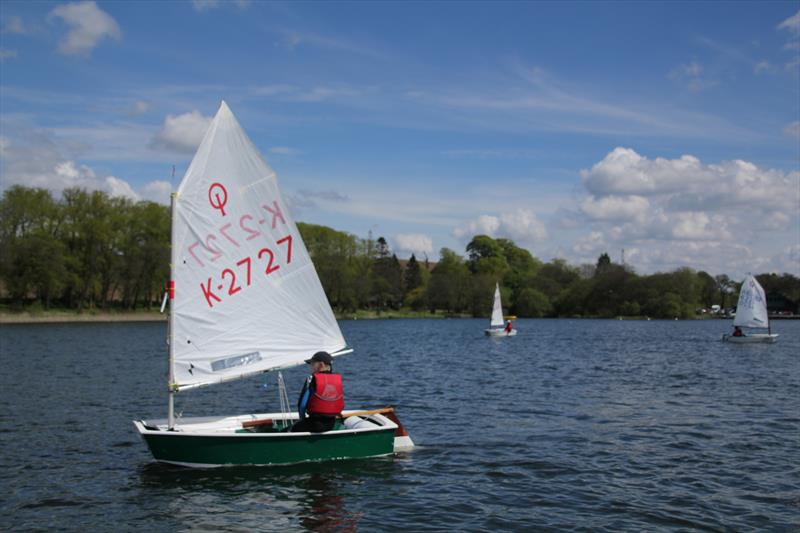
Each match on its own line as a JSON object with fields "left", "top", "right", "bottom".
{"left": 290, "top": 351, "right": 344, "bottom": 433}
{"left": 504, "top": 321, "right": 513, "bottom": 334}
{"left": 732, "top": 326, "right": 744, "bottom": 337}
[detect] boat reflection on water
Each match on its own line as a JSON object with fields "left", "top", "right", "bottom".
{"left": 135, "top": 457, "right": 400, "bottom": 530}
{"left": 300, "top": 472, "right": 362, "bottom": 532}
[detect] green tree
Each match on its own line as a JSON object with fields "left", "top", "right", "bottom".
{"left": 619, "top": 300, "right": 641, "bottom": 316}
{"left": 298, "top": 222, "right": 362, "bottom": 311}
{"left": 715, "top": 274, "right": 734, "bottom": 309}
{"left": 371, "top": 238, "right": 403, "bottom": 310}
{"left": 468, "top": 274, "right": 498, "bottom": 317}
{"left": 427, "top": 248, "right": 470, "bottom": 313}
{"left": 466, "top": 235, "right": 509, "bottom": 277}
{"left": 595, "top": 252, "right": 612, "bottom": 276}
{"left": 644, "top": 292, "right": 684, "bottom": 319}
{"left": 404, "top": 254, "right": 423, "bottom": 294}
{"left": 697, "top": 271, "right": 718, "bottom": 308}
{"left": 514, "top": 288, "right": 552, "bottom": 317}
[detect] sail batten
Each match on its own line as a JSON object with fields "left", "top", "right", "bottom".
{"left": 490, "top": 283, "right": 504, "bottom": 327}
{"left": 733, "top": 274, "right": 769, "bottom": 329}
{"left": 170, "top": 101, "right": 346, "bottom": 390}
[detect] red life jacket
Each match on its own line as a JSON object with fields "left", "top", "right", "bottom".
{"left": 307, "top": 373, "right": 344, "bottom": 415}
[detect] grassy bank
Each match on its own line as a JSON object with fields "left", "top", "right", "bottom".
{"left": 1, "top": 307, "right": 738, "bottom": 324}
{"left": 0, "top": 309, "right": 166, "bottom": 324}
{"left": 336, "top": 309, "right": 456, "bottom": 320}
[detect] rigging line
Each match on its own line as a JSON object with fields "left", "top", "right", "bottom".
{"left": 282, "top": 374, "right": 292, "bottom": 429}
{"left": 175, "top": 390, "right": 194, "bottom": 422}
{"left": 277, "top": 372, "right": 292, "bottom": 430}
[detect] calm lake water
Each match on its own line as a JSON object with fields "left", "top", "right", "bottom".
{"left": 1, "top": 318, "right": 798, "bottom": 532}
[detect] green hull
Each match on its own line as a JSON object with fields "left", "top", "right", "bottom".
{"left": 139, "top": 427, "right": 396, "bottom": 467}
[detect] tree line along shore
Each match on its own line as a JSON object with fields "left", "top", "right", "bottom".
{"left": 2, "top": 185, "right": 799, "bottom": 321}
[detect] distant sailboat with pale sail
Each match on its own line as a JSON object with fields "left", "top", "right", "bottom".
{"left": 133, "top": 101, "right": 412, "bottom": 467}
{"left": 485, "top": 283, "right": 516, "bottom": 337}
{"left": 722, "top": 274, "right": 778, "bottom": 344}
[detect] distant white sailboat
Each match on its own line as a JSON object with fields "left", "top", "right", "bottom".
{"left": 485, "top": 283, "right": 516, "bottom": 337}
{"left": 722, "top": 274, "right": 778, "bottom": 344}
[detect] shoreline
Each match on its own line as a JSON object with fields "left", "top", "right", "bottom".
{"left": 0, "top": 311, "right": 166, "bottom": 324}
{"left": 2, "top": 311, "right": 797, "bottom": 325}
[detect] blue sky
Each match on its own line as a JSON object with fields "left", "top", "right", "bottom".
{"left": 1, "top": 1, "right": 798, "bottom": 277}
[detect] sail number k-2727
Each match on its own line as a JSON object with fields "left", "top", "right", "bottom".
{"left": 187, "top": 200, "right": 294, "bottom": 308}
{"left": 199, "top": 235, "right": 292, "bottom": 308}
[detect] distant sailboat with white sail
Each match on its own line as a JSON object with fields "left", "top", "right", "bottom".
{"left": 485, "top": 283, "right": 516, "bottom": 337}
{"left": 722, "top": 274, "right": 778, "bottom": 344}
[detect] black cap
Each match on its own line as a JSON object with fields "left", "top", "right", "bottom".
{"left": 305, "top": 351, "right": 333, "bottom": 365}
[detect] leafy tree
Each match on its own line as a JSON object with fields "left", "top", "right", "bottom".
{"left": 644, "top": 292, "right": 684, "bottom": 319}
{"left": 619, "top": 300, "right": 640, "bottom": 316}
{"left": 2, "top": 185, "right": 799, "bottom": 320}
{"left": 595, "top": 252, "right": 612, "bottom": 276}
{"left": 697, "top": 271, "right": 718, "bottom": 308}
{"left": 404, "top": 254, "right": 423, "bottom": 293}
{"left": 514, "top": 288, "right": 552, "bottom": 317}
{"left": 371, "top": 238, "right": 403, "bottom": 310}
{"left": 715, "top": 274, "right": 734, "bottom": 309}
{"left": 468, "top": 274, "right": 498, "bottom": 317}
{"left": 466, "top": 235, "right": 508, "bottom": 277}
{"left": 497, "top": 238, "right": 541, "bottom": 291}
{"left": 427, "top": 248, "right": 470, "bottom": 313}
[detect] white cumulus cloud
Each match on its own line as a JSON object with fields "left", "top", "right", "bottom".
{"left": 49, "top": 1, "right": 121, "bottom": 56}
{"left": 580, "top": 194, "right": 649, "bottom": 221}
{"left": 572, "top": 231, "right": 606, "bottom": 255}
{"left": 454, "top": 209, "right": 547, "bottom": 246}
{"left": 150, "top": 110, "right": 212, "bottom": 154}
{"left": 581, "top": 147, "right": 797, "bottom": 212}
{"left": 104, "top": 176, "right": 139, "bottom": 201}
{"left": 777, "top": 9, "right": 800, "bottom": 31}
{"left": 582, "top": 147, "right": 711, "bottom": 196}
{"left": 453, "top": 214, "right": 501, "bottom": 239}
{"left": 141, "top": 180, "right": 173, "bottom": 204}
{"left": 393, "top": 233, "right": 434, "bottom": 256}
{"left": 498, "top": 209, "right": 549, "bottom": 242}
{"left": 0, "top": 130, "right": 168, "bottom": 203}
{"left": 566, "top": 147, "right": 800, "bottom": 275}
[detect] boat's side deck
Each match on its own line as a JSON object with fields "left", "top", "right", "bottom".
{"left": 722, "top": 333, "right": 779, "bottom": 343}
{"left": 236, "top": 418, "right": 347, "bottom": 434}
{"left": 136, "top": 411, "right": 396, "bottom": 437}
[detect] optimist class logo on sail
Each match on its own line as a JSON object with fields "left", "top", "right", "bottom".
{"left": 185, "top": 181, "right": 294, "bottom": 308}
{"left": 208, "top": 182, "right": 229, "bottom": 216}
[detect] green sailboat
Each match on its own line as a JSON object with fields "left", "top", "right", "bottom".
{"left": 134, "top": 101, "right": 413, "bottom": 467}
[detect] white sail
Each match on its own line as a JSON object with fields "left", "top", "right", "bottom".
{"left": 170, "top": 101, "right": 347, "bottom": 390}
{"left": 490, "top": 283, "right": 504, "bottom": 327}
{"left": 733, "top": 274, "right": 769, "bottom": 329}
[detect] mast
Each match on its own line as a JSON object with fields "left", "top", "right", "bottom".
{"left": 168, "top": 192, "right": 176, "bottom": 429}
